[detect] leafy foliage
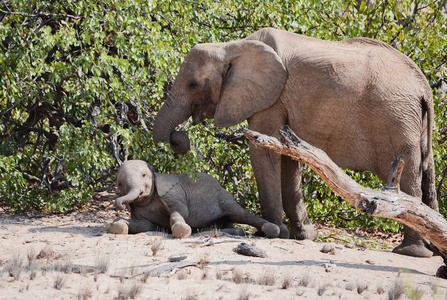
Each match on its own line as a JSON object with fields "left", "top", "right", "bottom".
{"left": 1, "top": 0, "right": 446, "bottom": 234}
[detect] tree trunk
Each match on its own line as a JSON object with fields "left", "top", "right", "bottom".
{"left": 243, "top": 125, "right": 447, "bottom": 268}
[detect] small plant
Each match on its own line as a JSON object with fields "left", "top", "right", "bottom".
{"left": 345, "top": 281, "right": 355, "bottom": 291}
{"left": 118, "top": 282, "right": 143, "bottom": 300}
{"left": 128, "top": 282, "right": 143, "bottom": 299}
{"left": 27, "top": 247, "right": 36, "bottom": 270}
{"left": 150, "top": 238, "right": 164, "bottom": 256}
{"left": 77, "top": 286, "right": 93, "bottom": 300}
{"left": 141, "top": 272, "right": 149, "bottom": 283}
{"left": 202, "top": 270, "right": 209, "bottom": 280}
{"left": 282, "top": 273, "right": 293, "bottom": 289}
{"left": 357, "top": 282, "right": 368, "bottom": 294}
{"left": 215, "top": 267, "right": 223, "bottom": 280}
{"left": 29, "top": 270, "right": 37, "bottom": 280}
{"left": 297, "top": 272, "right": 314, "bottom": 288}
{"left": 197, "top": 254, "right": 210, "bottom": 269}
{"left": 388, "top": 278, "right": 405, "bottom": 300}
{"left": 317, "top": 285, "right": 327, "bottom": 296}
{"left": 406, "top": 286, "right": 425, "bottom": 300}
{"left": 232, "top": 267, "right": 244, "bottom": 284}
{"left": 239, "top": 286, "right": 249, "bottom": 300}
{"left": 5, "top": 254, "right": 23, "bottom": 281}
{"left": 54, "top": 274, "right": 66, "bottom": 290}
{"left": 119, "top": 270, "right": 126, "bottom": 284}
{"left": 95, "top": 253, "right": 111, "bottom": 274}
{"left": 257, "top": 269, "right": 276, "bottom": 286}
{"left": 37, "top": 246, "right": 55, "bottom": 260}
{"left": 56, "top": 259, "right": 73, "bottom": 274}
{"left": 177, "top": 270, "right": 188, "bottom": 280}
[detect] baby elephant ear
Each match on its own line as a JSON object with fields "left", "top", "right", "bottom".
{"left": 155, "top": 173, "right": 181, "bottom": 197}
{"left": 214, "top": 39, "right": 288, "bottom": 127}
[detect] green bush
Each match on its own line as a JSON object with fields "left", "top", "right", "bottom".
{"left": 1, "top": 0, "right": 446, "bottom": 234}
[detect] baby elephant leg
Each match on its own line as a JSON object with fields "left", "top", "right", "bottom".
{"left": 108, "top": 218, "right": 158, "bottom": 234}
{"left": 217, "top": 190, "right": 280, "bottom": 238}
{"left": 170, "top": 211, "right": 192, "bottom": 239}
{"left": 108, "top": 218, "right": 129, "bottom": 234}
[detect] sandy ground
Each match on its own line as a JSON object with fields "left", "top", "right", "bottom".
{"left": 1, "top": 197, "right": 446, "bottom": 300}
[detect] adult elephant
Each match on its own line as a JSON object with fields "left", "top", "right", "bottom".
{"left": 153, "top": 28, "right": 438, "bottom": 257}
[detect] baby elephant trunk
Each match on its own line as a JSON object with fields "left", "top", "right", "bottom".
{"left": 115, "top": 188, "right": 140, "bottom": 210}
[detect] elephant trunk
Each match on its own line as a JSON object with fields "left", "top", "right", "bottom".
{"left": 115, "top": 188, "right": 141, "bottom": 210}
{"left": 153, "top": 96, "right": 191, "bottom": 154}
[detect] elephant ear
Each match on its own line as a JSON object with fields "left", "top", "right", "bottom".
{"left": 155, "top": 173, "right": 180, "bottom": 197}
{"left": 214, "top": 40, "right": 288, "bottom": 127}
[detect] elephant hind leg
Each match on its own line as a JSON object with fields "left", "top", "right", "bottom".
{"left": 217, "top": 190, "right": 280, "bottom": 238}
{"left": 389, "top": 152, "right": 434, "bottom": 258}
{"left": 127, "top": 218, "right": 159, "bottom": 234}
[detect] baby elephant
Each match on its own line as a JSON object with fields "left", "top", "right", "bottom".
{"left": 108, "top": 160, "right": 280, "bottom": 239}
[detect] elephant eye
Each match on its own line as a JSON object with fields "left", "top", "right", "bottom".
{"left": 188, "top": 81, "right": 198, "bottom": 91}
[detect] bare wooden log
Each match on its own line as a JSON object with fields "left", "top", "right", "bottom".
{"left": 243, "top": 126, "right": 447, "bottom": 265}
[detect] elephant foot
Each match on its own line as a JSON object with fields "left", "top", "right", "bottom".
{"left": 436, "top": 266, "right": 447, "bottom": 279}
{"left": 290, "top": 224, "right": 318, "bottom": 241}
{"left": 278, "top": 224, "right": 290, "bottom": 239}
{"left": 392, "top": 226, "right": 432, "bottom": 258}
{"left": 108, "top": 221, "right": 129, "bottom": 235}
{"left": 171, "top": 222, "right": 192, "bottom": 239}
{"left": 392, "top": 242, "right": 433, "bottom": 258}
{"left": 261, "top": 223, "right": 280, "bottom": 238}
{"left": 255, "top": 223, "right": 288, "bottom": 238}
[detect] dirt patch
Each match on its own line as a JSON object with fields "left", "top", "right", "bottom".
{"left": 1, "top": 196, "right": 446, "bottom": 299}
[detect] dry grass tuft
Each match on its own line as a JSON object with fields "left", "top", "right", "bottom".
{"left": 357, "top": 282, "right": 368, "bottom": 294}
{"left": 345, "top": 281, "right": 355, "bottom": 291}
{"left": 54, "top": 274, "right": 66, "bottom": 290}
{"left": 238, "top": 286, "right": 250, "bottom": 300}
{"left": 177, "top": 269, "right": 188, "bottom": 280}
{"left": 297, "top": 272, "right": 314, "bottom": 288}
{"left": 118, "top": 282, "right": 143, "bottom": 300}
{"left": 317, "top": 285, "right": 327, "bottom": 296}
{"left": 406, "top": 285, "right": 425, "bottom": 300}
{"left": 388, "top": 278, "right": 405, "bottom": 300}
{"left": 37, "top": 246, "right": 55, "bottom": 260}
{"left": 77, "top": 286, "right": 93, "bottom": 300}
{"left": 282, "top": 272, "right": 294, "bottom": 289}
{"left": 232, "top": 267, "right": 244, "bottom": 284}
{"left": 94, "top": 253, "right": 111, "bottom": 274}
{"left": 215, "top": 267, "right": 223, "bottom": 280}
{"left": 5, "top": 254, "right": 23, "bottom": 281}
{"left": 257, "top": 269, "right": 276, "bottom": 286}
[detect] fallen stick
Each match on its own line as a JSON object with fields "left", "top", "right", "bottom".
{"left": 111, "top": 260, "right": 197, "bottom": 279}
{"left": 243, "top": 126, "right": 447, "bottom": 266}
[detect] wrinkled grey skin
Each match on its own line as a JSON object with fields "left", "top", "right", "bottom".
{"left": 152, "top": 28, "right": 438, "bottom": 257}
{"left": 108, "top": 160, "right": 280, "bottom": 239}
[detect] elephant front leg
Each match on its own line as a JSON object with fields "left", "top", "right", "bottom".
{"left": 169, "top": 211, "right": 192, "bottom": 239}
{"left": 281, "top": 156, "right": 318, "bottom": 240}
{"left": 249, "top": 143, "right": 289, "bottom": 238}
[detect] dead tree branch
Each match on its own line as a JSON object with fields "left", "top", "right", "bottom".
{"left": 243, "top": 126, "right": 447, "bottom": 266}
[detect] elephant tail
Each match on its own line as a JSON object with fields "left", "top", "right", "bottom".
{"left": 421, "top": 93, "right": 434, "bottom": 171}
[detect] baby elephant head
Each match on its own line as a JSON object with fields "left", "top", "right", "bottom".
{"left": 115, "top": 160, "right": 155, "bottom": 210}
